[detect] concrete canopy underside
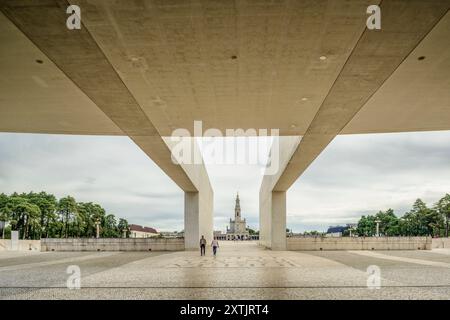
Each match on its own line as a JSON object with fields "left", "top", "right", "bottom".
{"left": 0, "top": 1, "right": 449, "bottom": 250}
{"left": 274, "top": 1, "right": 450, "bottom": 191}
{"left": 0, "top": 0, "right": 214, "bottom": 249}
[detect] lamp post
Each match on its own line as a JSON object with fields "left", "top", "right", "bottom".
{"left": 123, "top": 226, "right": 130, "bottom": 239}
{"left": 95, "top": 218, "right": 100, "bottom": 239}
{"left": 375, "top": 219, "right": 381, "bottom": 237}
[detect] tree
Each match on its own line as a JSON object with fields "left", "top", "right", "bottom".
{"left": 4, "top": 197, "right": 41, "bottom": 239}
{"left": 0, "top": 193, "right": 9, "bottom": 238}
{"left": 118, "top": 218, "right": 130, "bottom": 238}
{"left": 57, "top": 196, "right": 77, "bottom": 238}
{"left": 24, "top": 203, "right": 41, "bottom": 239}
{"left": 26, "top": 192, "right": 57, "bottom": 238}
{"left": 401, "top": 199, "right": 443, "bottom": 236}
{"left": 435, "top": 194, "right": 450, "bottom": 237}
{"left": 102, "top": 214, "right": 118, "bottom": 238}
{"left": 375, "top": 209, "right": 400, "bottom": 236}
{"left": 303, "top": 230, "right": 323, "bottom": 236}
{"left": 356, "top": 215, "right": 376, "bottom": 236}
{"left": 77, "top": 202, "right": 106, "bottom": 237}
{"left": 0, "top": 191, "right": 130, "bottom": 239}
{"left": 0, "top": 193, "right": 8, "bottom": 212}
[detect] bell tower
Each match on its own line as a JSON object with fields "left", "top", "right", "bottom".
{"left": 235, "top": 192, "right": 241, "bottom": 219}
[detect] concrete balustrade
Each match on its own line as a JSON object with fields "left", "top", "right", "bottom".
{"left": 286, "top": 237, "right": 432, "bottom": 251}
{"left": 431, "top": 238, "right": 450, "bottom": 248}
{"left": 41, "top": 238, "right": 184, "bottom": 252}
{"left": 2, "top": 237, "right": 446, "bottom": 252}
{"left": 0, "top": 239, "right": 41, "bottom": 251}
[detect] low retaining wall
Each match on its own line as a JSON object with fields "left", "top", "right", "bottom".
{"left": 432, "top": 238, "right": 450, "bottom": 248}
{"left": 41, "top": 238, "right": 184, "bottom": 251}
{"left": 287, "top": 236, "right": 431, "bottom": 251}
{"left": 0, "top": 239, "right": 41, "bottom": 251}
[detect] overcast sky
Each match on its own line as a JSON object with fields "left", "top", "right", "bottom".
{"left": 0, "top": 131, "right": 449, "bottom": 232}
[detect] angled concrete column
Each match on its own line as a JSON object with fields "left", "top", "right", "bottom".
{"left": 0, "top": 3, "right": 215, "bottom": 251}
{"left": 184, "top": 190, "right": 213, "bottom": 250}
{"left": 259, "top": 191, "right": 287, "bottom": 250}
{"left": 273, "top": 2, "right": 449, "bottom": 191}
{"left": 165, "top": 138, "right": 214, "bottom": 250}
{"left": 259, "top": 137, "right": 300, "bottom": 250}
{"left": 271, "top": 191, "right": 287, "bottom": 250}
{"left": 259, "top": 189, "right": 271, "bottom": 248}
{"left": 184, "top": 192, "right": 200, "bottom": 250}
{"left": 182, "top": 171, "right": 213, "bottom": 250}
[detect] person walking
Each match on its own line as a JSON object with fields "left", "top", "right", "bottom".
{"left": 211, "top": 238, "right": 219, "bottom": 256}
{"left": 200, "top": 235, "right": 206, "bottom": 256}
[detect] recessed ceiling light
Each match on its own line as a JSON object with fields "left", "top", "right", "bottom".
{"left": 319, "top": 56, "right": 327, "bottom": 60}
{"left": 35, "top": 59, "right": 43, "bottom": 64}
{"left": 418, "top": 56, "right": 425, "bottom": 61}
{"left": 290, "top": 124, "right": 297, "bottom": 128}
{"left": 130, "top": 57, "right": 139, "bottom": 62}
{"left": 301, "top": 97, "right": 308, "bottom": 101}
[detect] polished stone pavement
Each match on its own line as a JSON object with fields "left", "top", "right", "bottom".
{"left": 1, "top": 242, "right": 450, "bottom": 299}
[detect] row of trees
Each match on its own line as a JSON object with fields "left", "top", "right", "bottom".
{"left": 0, "top": 192, "right": 130, "bottom": 240}
{"left": 355, "top": 195, "right": 450, "bottom": 237}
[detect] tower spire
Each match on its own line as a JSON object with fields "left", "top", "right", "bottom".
{"left": 235, "top": 192, "right": 241, "bottom": 218}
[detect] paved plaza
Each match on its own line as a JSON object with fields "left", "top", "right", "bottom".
{"left": 1, "top": 242, "right": 450, "bottom": 299}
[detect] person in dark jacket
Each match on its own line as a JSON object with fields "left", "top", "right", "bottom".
{"left": 200, "top": 235, "right": 206, "bottom": 256}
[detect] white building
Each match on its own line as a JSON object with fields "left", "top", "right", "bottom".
{"left": 129, "top": 224, "right": 159, "bottom": 238}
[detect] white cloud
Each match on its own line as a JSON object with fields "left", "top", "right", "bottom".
{"left": 0, "top": 133, "right": 183, "bottom": 232}
{"left": 1, "top": 130, "right": 449, "bottom": 234}
{"left": 287, "top": 131, "right": 450, "bottom": 232}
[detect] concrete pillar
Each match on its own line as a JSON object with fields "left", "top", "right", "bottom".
{"left": 259, "top": 191, "right": 286, "bottom": 250}
{"left": 271, "top": 191, "right": 287, "bottom": 250}
{"left": 11, "top": 230, "right": 19, "bottom": 251}
{"left": 184, "top": 191, "right": 213, "bottom": 250}
{"left": 259, "top": 137, "right": 300, "bottom": 250}
{"left": 165, "top": 137, "right": 214, "bottom": 250}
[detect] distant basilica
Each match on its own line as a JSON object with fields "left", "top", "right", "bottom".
{"left": 226, "top": 193, "right": 250, "bottom": 240}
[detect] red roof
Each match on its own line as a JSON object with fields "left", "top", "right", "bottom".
{"left": 129, "top": 224, "right": 158, "bottom": 234}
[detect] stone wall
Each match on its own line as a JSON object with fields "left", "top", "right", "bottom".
{"left": 286, "top": 236, "right": 431, "bottom": 251}
{"left": 431, "top": 238, "right": 450, "bottom": 248}
{"left": 2, "top": 237, "right": 441, "bottom": 252}
{"left": 0, "top": 239, "right": 41, "bottom": 251}
{"left": 41, "top": 238, "right": 184, "bottom": 251}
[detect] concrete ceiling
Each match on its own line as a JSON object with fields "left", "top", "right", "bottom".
{"left": 66, "top": 0, "right": 378, "bottom": 137}
{"left": 0, "top": 0, "right": 375, "bottom": 137}
{"left": 273, "top": 1, "right": 450, "bottom": 191}
{"left": 343, "top": 11, "right": 450, "bottom": 134}
{"left": 1, "top": 1, "right": 448, "bottom": 137}
{"left": 0, "top": 2, "right": 201, "bottom": 192}
{"left": 0, "top": 0, "right": 449, "bottom": 192}
{"left": 0, "top": 12, "right": 122, "bottom": 135}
